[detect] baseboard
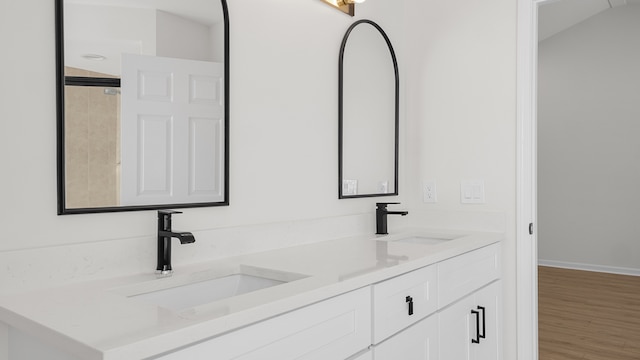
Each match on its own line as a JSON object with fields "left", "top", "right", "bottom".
{"left": 538, "top": 259, "right": 640, "bottom": 277}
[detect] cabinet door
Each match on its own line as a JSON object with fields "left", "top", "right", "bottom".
{"left": 373, "top": 314, "right": 438, "bottom": 360}
{"left": 438, "top": 281, "right": 501, "bottom": 360}
{"left": 471, "top": 281, "right": 501, "bottom": 360}
{"left": 438, "top": 292, "right": 476, "bottom": 360}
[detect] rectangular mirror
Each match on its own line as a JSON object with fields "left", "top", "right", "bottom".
{"left": 55, "top": 0, "right": 229, "bottom": 214}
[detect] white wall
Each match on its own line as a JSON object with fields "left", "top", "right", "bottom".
{"left": 64, "top": 4, "right": 156, "bottom": 76}
{"left": 0, "top": 0, "right": 517, "bottom": 358}
{"left": 210, "top": 18, "right": 225, "bottom": 63}
{"left": 538, "top": 4, "right": 640, "bottom": 273}
{"left": 0, "top": 0, "right": 404, "bottom": 259}
{"left": 403, "top": 0, "right": 516, "bottom": 230}
{"left": 403, "top": 0, "right": 517, "bottom": 352}
{"left": 156, "top": 10, "right": 213, "bottom": 62}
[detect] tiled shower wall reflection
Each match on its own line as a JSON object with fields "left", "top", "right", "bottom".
{"left": 64, "top": 67, "right": 120, "bottom": 208}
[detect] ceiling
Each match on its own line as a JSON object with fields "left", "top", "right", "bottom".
{"left": 63, "top": 0, "right": 223, "bottom": 76}
{"left": 65, "top": 0, "right": 222, "bottom": 26}
{"left": 539, "top": 0, "right": 640, "bottom": 41}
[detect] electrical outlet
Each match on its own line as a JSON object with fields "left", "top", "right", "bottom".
{"left": 423, "top": 181, "right": 437, "bottom": 203}
{"left": 342, "top": 179, "right": 358, "bottom": 196}
{"left": 378, "top": 181, "right": 389, "bottom": 193}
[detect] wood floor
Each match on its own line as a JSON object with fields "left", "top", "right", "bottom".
{"left": 538, "top": 266, "right": 640, "bottom": 360}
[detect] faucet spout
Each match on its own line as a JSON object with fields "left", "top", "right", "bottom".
{"left": 375, "top": 202, "right": 409, "bottom": 235}
{"left": 386, "top": 211, "right": 409, "bottom": 216}
{"left": 157, "top": 210, "right": 196, "bottom": 275}
{"left": 158, "top": 230, "right": 195, "bottom": 244}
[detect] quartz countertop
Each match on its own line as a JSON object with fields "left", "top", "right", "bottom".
{"left": 0, "top": 228, "right": 503, "bottom": 360}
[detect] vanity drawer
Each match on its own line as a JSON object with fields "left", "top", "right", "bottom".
{"left": 372, "top": 264, "right": 437, "bottom": 344}
{"left": 153, "top": 287, "right": 371, "bottom": 360}
{"left": 437, "top": 243, "right": 501, "bottom": 308}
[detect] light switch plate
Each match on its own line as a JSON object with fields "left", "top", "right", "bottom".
{"left": 423, "top": 180, "right": 437, "bottom": 203}
{"left": 460, "top": 180, "right": 485, "bottom": 204}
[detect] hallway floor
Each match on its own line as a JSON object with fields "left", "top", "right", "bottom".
{"left": 538, "top": 266, "right": 640, "bottom": 360}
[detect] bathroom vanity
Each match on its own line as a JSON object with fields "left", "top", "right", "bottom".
{"left": 0, "top": 230, "right": 502, "bottom": 360}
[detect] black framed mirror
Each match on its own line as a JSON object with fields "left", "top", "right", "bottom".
{"left": 338, "top": 19, "right": 399, "bottom": 199}
{"left": 55, "top": 0, "right": 229, "bottom": 214}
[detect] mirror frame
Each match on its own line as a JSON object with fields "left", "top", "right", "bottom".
{"left": 55, "top": 0, "right": 230, "bottom": 214}
{"left": 338, "top": 19, "right": 399, "bottom": 199}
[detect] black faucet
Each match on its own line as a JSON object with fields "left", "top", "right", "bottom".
{"left": 157, "top": 210, "right": 195, "bottom": 275}
{"left": 376, "top": 202, "right": 408, "bottom": 235}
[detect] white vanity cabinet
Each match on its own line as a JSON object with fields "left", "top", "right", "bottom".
{"left": 152, "top": 287, "right": 371, "bottom": 360}
{"left": 152, "top": 244, "right": 500, "bottom": 360}
{"left": 2, "top": 237, "right": 503, "bottom": 360}
{"left": 372, "top": 243, "right": 501, "bottom": 360}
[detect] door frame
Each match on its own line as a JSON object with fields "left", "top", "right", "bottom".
{"left": 516, "top": 0, "right": 548, "bottom": 358}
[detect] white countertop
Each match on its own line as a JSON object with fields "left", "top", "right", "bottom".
{"left": 0, "top": 228, "right": 503, "bottom": 360}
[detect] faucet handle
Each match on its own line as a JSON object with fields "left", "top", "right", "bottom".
{"left": 158, "top": 210, "right": 183, "bottom": 231}
{"left": 158, "top": 210, "right": 183, "bottom": 216}
{"left": 376, "top": 202, "right": 400, "bottom": 209}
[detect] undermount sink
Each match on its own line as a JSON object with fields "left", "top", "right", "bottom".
{"left": 124, "top": 266, "right": 306, "bottom": 311}
{"left": 396, "top": 235, "right": 457, "bottom": 245}
{"left": 381, "top": 233, "right": 463, "bottom": 246}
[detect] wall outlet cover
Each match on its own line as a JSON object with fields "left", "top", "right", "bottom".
{"left": 423, "top": 180, "right": 437, "bottom": 203}
{"left": 342, "top": 179, "right": 358, "bottom": 196}
{"left": 378, "top": 181, "right": 389, "bottom": 193}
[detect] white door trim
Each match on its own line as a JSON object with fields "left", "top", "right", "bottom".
{"left": 516, "top": 0, "right": 548, "bottom": 358}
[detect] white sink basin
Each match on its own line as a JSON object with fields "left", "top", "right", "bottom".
{"left": 379, "top": 233, "right": 463, "bottom": 246}
{"left": 122, "top": 266, "right": 307, "bottom": 311}
{"left": 396, "top": 236, "right": 457, "bottom": 245}
{"left": 131, "top": 274, "right": 285, "bottom": 311}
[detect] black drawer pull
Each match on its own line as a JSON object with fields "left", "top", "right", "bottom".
{"left": 406, "top": 296, "right": 414, "bottom": 316}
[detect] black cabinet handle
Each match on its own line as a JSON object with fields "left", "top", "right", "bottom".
{"left": 406, "top": 296, "right": 414, "bottom": 316}
{"left": 478, "top": 306, "right": 486, "bottom": 340}
{"left": 471, "top": 305, "right": 487, "bottom": 344}
{"left": 471, "top": 308, "right": 481, "bottom": 344}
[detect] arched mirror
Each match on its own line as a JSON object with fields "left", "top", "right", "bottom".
{"left": 55, "top": 0, "right": 229, "bottom": 214}
{"left": 338, "top": 20, "right": 399, "bottom": 199}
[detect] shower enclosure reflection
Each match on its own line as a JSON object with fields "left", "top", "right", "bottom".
{"left": 64, "top": 79, "right": 122, "bottom": 208}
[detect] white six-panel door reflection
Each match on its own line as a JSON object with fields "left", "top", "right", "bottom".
{"left": 121, "top": 53, "right": 224, "bottom": 206}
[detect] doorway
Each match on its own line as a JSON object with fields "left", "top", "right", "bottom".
{"left": 518, "top": 0, "right": 640, "bottom": 358}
